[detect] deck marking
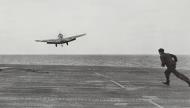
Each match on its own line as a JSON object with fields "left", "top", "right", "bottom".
{"left": 0, "top": 67, "right": 13, "bottom": 69}
{"left": 114, "top": 103, "right": 128, "bottom": 106}
{"left": 95, "top": 72, "right": 110, "bottom": 78}
{"left": 94, "top": 72, "right": 144, "bottom": 90}
{"left": 141, "top": 96, "right": 164, "bottom": 108}
{"left": 109, "top": 80, "right": 126, "bottom": 88}
{"left": 95, "top": 72, "right": 162, "bottom": 107}
{"left": 95, "top": 72, "right": 126, "bottom": 88}
{"left": 146, "top": 99, "right": 164, "bottom": 108}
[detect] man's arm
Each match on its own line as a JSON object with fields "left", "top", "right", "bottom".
{"left": 170, "top": 54, "right": 178, "bottom": 62}
{"left": 160, "top": 56, "right": 165, "bottom": 67}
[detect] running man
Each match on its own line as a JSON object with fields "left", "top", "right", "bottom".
{"left": 158, "top": 48, "right": 190, "bottom": 86}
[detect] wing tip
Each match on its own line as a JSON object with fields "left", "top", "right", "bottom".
{"left": 35, "top": 40, "right": 42, "bottom": 42}
{"left": 80, "top": 33, "right": 87, "bottom": 37}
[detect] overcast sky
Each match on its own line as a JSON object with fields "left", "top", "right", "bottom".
{"left": 0, "top": 0, "right": 190, "bottom": 54}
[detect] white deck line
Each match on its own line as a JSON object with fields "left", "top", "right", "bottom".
{"left": 141, "top": 96, "right": 164, "bottom": 108}
{"left": 95, "top": 72, "right": 164, "bottom": 108}
{"left": 95, "top": 72, "right": 110, "bottom": 78}
{"left": 149, "top": 100, "right": 164, "bottom": 108}
{"left": 142, "top": 99, "right": 164, "bottom": 108}
{"left": 95, "top": 72, "right": 126, "bottom": 88}
{"left": 109, "top": 80, "right": 126, "bottom": 88}
{"left": 0, "top": 67, "right": 13, "bottom": 69}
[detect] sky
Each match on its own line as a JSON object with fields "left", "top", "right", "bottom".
{"left": 0, "top": 0, "right": 190, "bottom": 55}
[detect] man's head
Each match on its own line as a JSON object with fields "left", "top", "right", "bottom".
{"left": 158, "top": 48, "right": 164, "bottom": 55}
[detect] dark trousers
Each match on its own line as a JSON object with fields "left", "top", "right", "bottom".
{"left": 165, "top": 66, "right": 190, "bottom": 84}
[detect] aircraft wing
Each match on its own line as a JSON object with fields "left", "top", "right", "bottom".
{"left": 64, "top": 33, "right": 86, "bottom": 41}
{"left": 35, "top": 39, "right": 57, "bottom": 43}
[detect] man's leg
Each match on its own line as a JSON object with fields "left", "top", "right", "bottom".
{"left": 163, "top": 68, "right": 171, "bottom": 85}
{"left": 172, "top": 69, "right": 190, "bottom": 86}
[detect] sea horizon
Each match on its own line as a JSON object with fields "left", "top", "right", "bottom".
{"left": 0, "top": 55, "right": 190, "bottom": 70}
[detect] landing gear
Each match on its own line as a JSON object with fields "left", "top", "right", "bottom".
{"left": 55, "top": 44, "right": 57, "bottom": 47}
{"left": 66, "top": 42, "right": 68, "bottom": 46}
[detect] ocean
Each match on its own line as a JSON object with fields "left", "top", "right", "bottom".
{"left": 0, "top": 55, "right": 190, "bottom": 70}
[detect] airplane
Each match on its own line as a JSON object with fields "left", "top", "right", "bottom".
{"left": 35, "top": 33, "right": 86, "bottom": 47}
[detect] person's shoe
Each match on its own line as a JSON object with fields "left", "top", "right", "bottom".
{"left": 162, "top": 82, "right": 170, "bottom": 86}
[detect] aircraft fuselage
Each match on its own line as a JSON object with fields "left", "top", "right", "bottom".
{"left": 46, "top": 38, "right": 76, "bottom": 44}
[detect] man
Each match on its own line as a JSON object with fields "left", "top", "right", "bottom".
{"left": 158, "top": 48, "right": 190, "bottom": 86}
